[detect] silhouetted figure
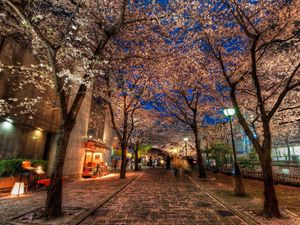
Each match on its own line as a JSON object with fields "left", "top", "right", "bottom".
{"left": 149, "top": 156, "right": 153, "bottom": 169}
{"left": 138, "top": 158, "right": 142, "bottom": 170}
{"left": 187, "top": 157, "right": 194, "bottom": 169}
{"left": 96, "top": 163, "right": 100, "bottom": 176}
{"left": 166, "top": 155, "right": 171, "bottom": 170}
{"left": 113, "top": 159, "right": 117, "bottom": 172}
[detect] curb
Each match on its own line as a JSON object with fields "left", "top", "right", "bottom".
{"left": 69, "top": 174, "right": 142, "bottom": 225}
{"left": 284, "top": 209, "right": 300, "bottom": 221}
{"left": 5, "top": 206, "right": 43, "bottom": 224}
{"left": 188, "top": 176, "right": 259, "bottom": 225}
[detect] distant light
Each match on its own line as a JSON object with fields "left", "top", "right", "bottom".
{"left": 89, "top": 135, "right": 93, "bottom": 138}
{"left": 282, "top": 168, "right": 290, "bottom": 175}
{"left": 11, "top": 182, "right": 25, "bottom": 196}
{"left": 1, "top": 121, "right": 13, "bottom": 130}
{"left": 223, "top": 108, "right": 236, "bottom": 117}
{"left": 184, "top": 137, "right": 189, "bottom": 142}
{"left": 35, "top": 166, "right": 45, "bottom": 174}
{"left": 36, "top": 127, "right": 43, "bottom": 131}
{"left": 33, "top": 129, "right": 42, "bottom": 139}
{"left": 6, "top": 118, "right": 13, "bottom": 123}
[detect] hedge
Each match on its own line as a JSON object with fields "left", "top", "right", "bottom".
{"left": 0, "top": 159, "right": 48, "bottom": 177}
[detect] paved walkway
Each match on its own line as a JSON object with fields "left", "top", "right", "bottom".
{"left": 0, "top": 173, "right": 137, "bottom": 224}
{"left": 81, "top": 169, "right": 247, "bottom": 225}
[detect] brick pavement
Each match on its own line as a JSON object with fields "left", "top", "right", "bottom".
{"left": 81, "top": 169, "right": 248, "bottom": 225}
{"left": 0, "top": 173, "right": 137, "bottom": 224}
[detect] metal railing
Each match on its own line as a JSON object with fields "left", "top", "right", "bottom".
{"left": 218, "top": 167, "right": 300, "bottom": 186}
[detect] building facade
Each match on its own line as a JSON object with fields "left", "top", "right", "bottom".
{"left": 0, "top": 37, "right": 114, "bottom": 179}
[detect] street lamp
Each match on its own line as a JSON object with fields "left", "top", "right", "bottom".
{"left": 184, "top": 137, "right": 189, "bottom": 157}
{"left": 223, "top": 108, "right": 245, "bottom": 196}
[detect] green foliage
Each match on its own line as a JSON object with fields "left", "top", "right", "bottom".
{"left": 207, "top": 142, "right": 232, "bottom": 168}
{"left": 0, "top": 159, "right": 48, "bottom": 177}
{"left": 238, "top": 149, "right": 259, "bottom": 169}
{"left": 0, "top": 159, "right": 23, "bottom": 177}
{"left": 138, "top": 144, "right": 152, "bottom": 158}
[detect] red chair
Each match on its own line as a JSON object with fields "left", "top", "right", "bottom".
{"left": 37, "top": 178, "right": 64, "bottom": 187}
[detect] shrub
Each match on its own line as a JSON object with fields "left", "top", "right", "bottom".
{"left": 238, "top": 149, "right": 260, "bottom": 169}
{"left": 0, "top": 159, "right": 48, "bottom": 177}
{"left": 207, "top": 142, "right": 233, "bottom": 169}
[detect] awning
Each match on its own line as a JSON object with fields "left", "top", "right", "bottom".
{"left": 85, "top": 139, "right": 111, "bottom": 150}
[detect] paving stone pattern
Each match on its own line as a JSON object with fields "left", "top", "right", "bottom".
{"left": 81, "top": 170, "right": 248, "bottom": 225}
{"left": 0, "top": 173, "right": 136, "bottom": 223}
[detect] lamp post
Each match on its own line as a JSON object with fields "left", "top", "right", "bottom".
{"left": 223, "top": 108, "right": 245, "bottom": 196}
{"left": 184, "top": 137, "right": 189, "bottom": 157}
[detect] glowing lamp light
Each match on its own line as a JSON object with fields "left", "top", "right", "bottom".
{"left": 6, "top": 118, "right": 13, "bottom": 123}
{"left": 11, "top": 182, "right": 25, "bottom": 196}
{"left": 22, "top": 160, "right": 32, "bottom": 169}
{"left": 35, "top": 166, "right": 45, "bottom": 174}
{"left": 36, "top": 127, "right": 43, "bottom": 131}
{"left": 33, "top": 129, "right": 42, "bottom": 139}
{"left": 1, "top": 121, "right": 13, "bottom": 130}
{"left": 184, "top": 137, "right": 189, "bottom": 142}
{"left": 89, "top": 135, "right": 93, "bottom": 138}
{"left": 223, "top": 108, "right": 236, "bottom": 117}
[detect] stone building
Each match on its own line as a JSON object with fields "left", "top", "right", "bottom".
{"left": 0, "top": 36, "right": 113, "bottom": 179}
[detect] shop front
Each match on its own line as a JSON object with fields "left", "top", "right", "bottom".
{"left": 82, "top": 140, "right": 111, "bottom": 178}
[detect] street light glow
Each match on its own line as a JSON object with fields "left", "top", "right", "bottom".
{"left": 1, "top": 120, "right": 13, "bottom": 130}
{"left": 6, "top": 118, "right": 13, "bottom": 123}
{"left": 223, "top": 108, "right": 236, "bottom": 117}
{"left": 184, "top": 137, "right": 189, "bottom": 142}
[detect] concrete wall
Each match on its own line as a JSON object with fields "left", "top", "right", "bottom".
{"left": 103, "top": 108, "right": 114, "bottom": 148}
{"left": 62, "top": 91, "right": 92, "bottom": 178}
{"left": 0, "top": 37, "right": 59, "bottom": 160}
{"left": 0, "top": 119, "right": 46, "bottom": 159}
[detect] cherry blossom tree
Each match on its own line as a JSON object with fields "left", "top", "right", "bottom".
{"left": 129, "top": 109, "right": 159, "bottom": 170}
{"left": 198, "top": 0, "right": 300, "bottom": 217}
{"left": 99, "top": 58, "right": 156, "bottom": 179}
{"left": 0, "top": 0, "right": 157, "bottom": 217}
{"left": 155, "top": 56, "right": 218, "bottom": 178}
{"left": 202, "top": 122, "right": 229, "bottom": 148}
{"left": 0, "top": 0, "right": 182, "bottom": 216}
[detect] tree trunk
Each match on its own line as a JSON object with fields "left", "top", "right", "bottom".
{"left": 134, "top": 145, "right": 139, "bottom": 171}
{"left": 260, "top": 151, "right": 281, "bottom": 218}
{"left": 232, "top": 162, "right": 245, "bottom": 196}
{"left": 44, "top": 122, "right": 74, "bottom": 217}
{"left": 120, "top": 143, "right": 127, "bottom": 179}
{"left": 194, "top": 127, "right": 207, "bottom": 178}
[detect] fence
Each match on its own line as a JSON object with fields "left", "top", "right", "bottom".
{"left": 219, "top": 167, "right": 300, "bottom": 186}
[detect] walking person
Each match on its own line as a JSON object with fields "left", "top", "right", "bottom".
{"left": 113, "top": 159, "right": 117, "bottom": 173}
{"left": 173, "top": 156, "right": 180, "bottom": 178}
{"left": 149, "top": 156, "right": 153, "bottom": 169}
{"left": 96, "top": 163, "right": 100, "bottom": 176}
{"left": 166, "top": 155, "right": 171, "bottom": 170}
